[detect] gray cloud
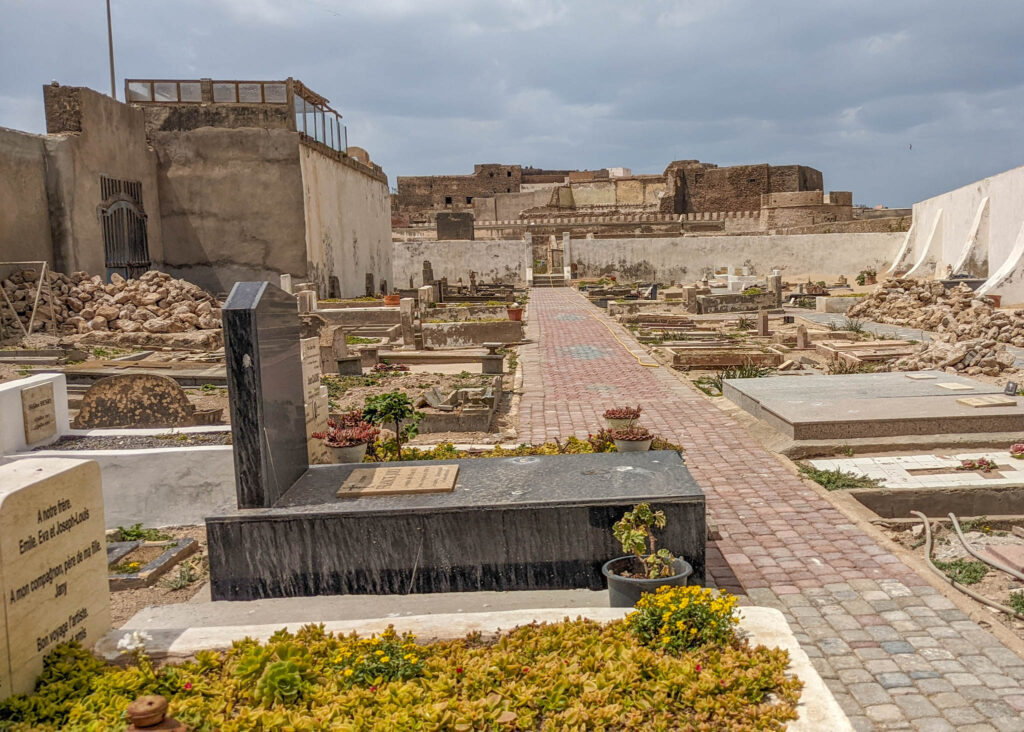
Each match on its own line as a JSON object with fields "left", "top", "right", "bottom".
{"left": 2, "top": 0, "right": 1023, "bottom": 206}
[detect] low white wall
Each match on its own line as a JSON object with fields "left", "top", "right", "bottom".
{"left": 393, "top": 239, "right": 531, "bottom": 287}
{"left": 0, "top": 373, "right": 69, "bottom": 454}
{"left": 3, "top": 445, "right": 236, "bottom": 529}
{"left": 569, "top": 233, "right": 903, "bottom": 282}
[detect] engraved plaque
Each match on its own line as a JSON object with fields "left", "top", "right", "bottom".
{"left": 21, "top": 382, "right": 57, "bottom": 444}
{"left": 337, "top": 465, "right": 459, "bottom": 498}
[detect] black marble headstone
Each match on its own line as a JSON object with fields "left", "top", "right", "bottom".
{"left": 222, "top": 282, "right": 309, "bottom": 508}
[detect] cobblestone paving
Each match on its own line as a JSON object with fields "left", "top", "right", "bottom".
{"left": 520, "top": 288, "right": 1024, "bottom": 730}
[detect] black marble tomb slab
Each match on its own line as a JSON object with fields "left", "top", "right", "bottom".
{"left": 222, "top": 282, "right": 309, "bottom": 509}
{"left": 205, "top": 450, "right": 705, "bottom": 600}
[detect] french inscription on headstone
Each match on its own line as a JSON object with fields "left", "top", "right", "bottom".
{"left": 21, "top": 382, "right": 57, "bottom": 444}
{"left": 0, "top": 458, "right": 110, "bottom": 698}
{"left": 337, "top": 465, "right": 459, "bottom": 498}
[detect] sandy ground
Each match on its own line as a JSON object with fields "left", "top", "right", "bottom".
{"left": 109, "top": 525, "right": 209, "bottom": 628}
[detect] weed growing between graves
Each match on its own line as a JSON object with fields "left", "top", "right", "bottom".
{"left": 0, "top": 619, "right": 800, "bottom": 730}
{"left": 796, "top": 464, "right": 886, "bottom": 491}
{"left": 112, "top": 524, "right": 172, "bottom": 542}
{"left": 1009, "top": 592, "right": 1024, "bottom": 615}
{"left": 933, "top": 558, "right": 989, "bottom": 585}
{"left": 367, "top": 433, "right": 684, "bottom": 462}
{"left": 826, "top": 360, "right": 877, "bottom": 375}
{"left": 694, "top": 363, "right": 774, "bottom": 396}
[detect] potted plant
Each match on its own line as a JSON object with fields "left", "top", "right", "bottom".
{"left": 506, "top": 303, "right": 524, "bottom": 321}
{"left": 611, "top": 424, "right": 653, "bottom": 452}
{"left": 603, "top": 405, "right": 642, "bottom": 429}
{"left": 362, "top": 391, "right": 422, "bottom": 460}
{"left": 602, "top": 503, "right": 693, "bottom": 607}
{"left": 1011, "top": 443, "right": 1024, "bottom": 459}
{"left": 855, "top": 268, "right": 877, "bottom": 286}
{"left": 312, "top": 413, "right": 380, "bottom": 464}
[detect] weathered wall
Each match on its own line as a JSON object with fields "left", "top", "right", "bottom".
{"left": 152, "top": 127, "right": 307, "bottom": 293}
{"left": 300, "top": 143, "right": 393, "bottom": 298}
{"left": 0, "top": 128, "right": 54, "bottom": 265}
{"left": 393, "top": 239, "right": 530, "bottom": 287}
{"left": 394, "top": 164, "right": 523, "bottom": 220}
{"left": 569, "top": 233, "right": 903, "bottom": 281}
{"left": 43, "top": 86, "right": 164, "bottom": 275}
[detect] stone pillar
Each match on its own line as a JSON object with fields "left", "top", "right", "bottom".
{"left": 417, "top": 285, "right": 434, "bottom": 309}
{"left": 279, "top": 274, "right": 293, "bottom": 294}
{"left": 400, "top": 298, "right": 416, "bottom": 346}
{"left": 301, "top": 336, "right": 329, "bottom": 465}
{"left": 422, "top": 260, "right": 434, "bottom": 287}
{"left": 683, "top": 286, "right": 697, "bottom": 313}
{"left": 297, "top": 291, "right": 316, "bottom": 314}
{"left": 768, "top": 274, "right": 783, "bottom": 307}
{"left": 757, "top": 309, "right": 769, "bottom": 336}
{"left": 795, "top": 324, "right": 810, "bottom": 349}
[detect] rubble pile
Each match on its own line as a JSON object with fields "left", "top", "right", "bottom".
{"left": 892, "top": 338, "right": 1018, "bottom": 376}
{"left": 849, "top": 278, "right": 1024, "bottom": 346}
{"left": 0, "top": 269, "right": 221, "bottom": 336}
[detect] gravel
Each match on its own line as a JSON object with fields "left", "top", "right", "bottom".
{"left": 36, "top": 433, "right": 231, "bottom": 451}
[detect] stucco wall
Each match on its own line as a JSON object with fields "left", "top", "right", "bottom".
{"left": 909, "top": 164, "right": 1024, "bottom": 279}
{"left": 393, "top": 239, "right": 530, "bottom": 286}
{"left": 0, "top": 128, "right": 54, "bottom": 265}
{"left": 300, "top": 144, "right": 393, "bottom": 298}
{"left": 569, "top": 233, "right": 903, "bottom": 281}
{"left": 152, "top": 127, "right": 307, "bottom": 294}
{"left": 43, "top": 87, "right": 164, "bottom": 275}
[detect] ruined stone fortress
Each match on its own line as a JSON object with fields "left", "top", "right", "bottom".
{"left": 392, "top": 160, "right": 910, "bottom": 241}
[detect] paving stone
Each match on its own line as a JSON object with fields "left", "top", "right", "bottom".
{"left": 866, "top": 703, "right": 905, "bottom": 723}
{"left": 893, "top": 695, "right": 940, "bottom": 718}
{"left": 930, "top": 691, "right": 970, "bottom": 709}
{"left": 849, "top": 681, "right": 892, "bottom": 706}
{"left": 882, "top": 640, "right": 917, "bottom": 654}
{"left": 878, "top": 672, "right": 914, "bottom": 689}
{"left": 911, "top": 719, "right": 956, "bottom": 732}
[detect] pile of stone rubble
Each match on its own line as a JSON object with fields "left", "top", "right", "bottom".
{"left": 892, "top": 338, "right": 1017, "bottom": 376}
{"left": 849, "top": 278, "right": 1024, "bottom": 346}
{"left": 0, "top": 269, "right": 221, "bottom": 336}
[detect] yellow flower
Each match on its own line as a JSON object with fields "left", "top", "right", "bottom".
{"left": 344, "top": 668, "right": 354, "bottom": 677}
{"left": 375, "top": 650, "right": 385, "bottom": 656}
{"left": 380, "top": 656, "right": 390, "bottom": 663}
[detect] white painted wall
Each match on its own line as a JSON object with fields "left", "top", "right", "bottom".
{"left": 908, "top": 164, "right": 1024, "bottom": 302}
{"left": 393, "top": 239, "right": 531, "bottom": 287}
{"left": 0, "top": 374, "right": 69, "bottom": 455}
{"left": 3, "top": 445, "right": 236, "bottom": 528}
{"left": 569, "top": 233, "right": 903, "bottom": 282}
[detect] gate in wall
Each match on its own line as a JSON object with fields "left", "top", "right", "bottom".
{"left": 98, "top": 176, "right": 151, "bottom": 281}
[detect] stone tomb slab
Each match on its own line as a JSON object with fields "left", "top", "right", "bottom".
{"left": 725, "top": 372, "right": 1022, "bottom": 439}
{"left": 205, "top": 450, "right": 704, "bottom": 601}
{"left": 0, "top": 458, "right": 109, "bottom": 697}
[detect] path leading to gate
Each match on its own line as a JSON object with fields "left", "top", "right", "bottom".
{"left": 519, "top": 287, "right": 1024, "bottom": 730}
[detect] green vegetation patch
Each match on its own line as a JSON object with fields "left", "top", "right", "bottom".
{"left": 933, "top": 558, "right": 989, "bottom": 585}
{"left": 796, "top": 463, "right": 886, "bottom": 491}
{"left": 0, "top": 617, "right": 800, "bottom": 730}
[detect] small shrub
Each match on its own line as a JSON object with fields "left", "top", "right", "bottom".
{"left": 362, "top": 391, "right": 422, "bottom": 460}
{"left": 842, "top": 316, "right": 866, "bottom": 334}
{"left": 735, "top": 316, "right": 753, "bottom": 330}
{"left": 1011, "top": 444, "right": 1024, "bottom": 459}
{"left": 933, "top": 558, "right": 989, "bottom": 585}
{"left": 345, "top": 335, "right": 378, "bottom": 345}
{"left": 826, "top": 359, "right": 876, "bottom": 375}
{"left": 797, "top": 463, "right": 885, "bottom": 491}
{"left": 372, "top": 360, "right": 410, "bottom": 373}
{"left": 612, "top": 503, "right": 675, "bottom": 578}
{"left": 312, "top": 418, "right": 380, "bottom": 448}
{"left": 741, "top": 286, "right": 763, "bottom": 295}
{"left": 629, "top": 586, "right": 740, "bottom": 653}
{"left": 160, "top": 559, "right": 201, "bottom": 591}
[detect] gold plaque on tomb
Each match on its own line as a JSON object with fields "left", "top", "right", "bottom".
{"left": 337, "top": 465, "right": 459, "bottom": 498}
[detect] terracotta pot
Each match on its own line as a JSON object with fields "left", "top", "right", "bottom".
{"left": 988, "top": 294, "right": 1002, "bottom": 307}
{"left": 602, "top": 556, "right": 693, "bottom": 607}
{"left": 614, "top": 437, "right": 653, "bottom": 453}
{"left": 507, "top": 307, "right": 523, "bottom": 321}
{"left": 327, "top": 443, "right": 368, "bottom": 464}
{"left": 383, "top": 295, "right": 401, "bottom": 307}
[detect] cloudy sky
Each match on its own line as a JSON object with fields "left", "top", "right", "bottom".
{"left": 2, "top": 0, "right": 1023, "bottom": 207}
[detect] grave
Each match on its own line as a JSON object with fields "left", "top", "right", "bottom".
{"left": 205, "top": 282, "right": 706, "bottom": 601}
{"left": 0, "top": 458, "right": 110, "bottom": 697}
{"left": 71, "top": 373, "right": 221, "bottom": 428}
{"left": 0, "top": 374, "right": 69, "bottom": 455}
{"left": 725, "top": 372, "right": 1024, "bottom": 440}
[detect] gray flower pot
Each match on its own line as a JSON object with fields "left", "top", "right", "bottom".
{"left": 602, "top": 555, "right": 693, "bottom": 608}
{"left": 613, "top": 438, "right": 652, "bottom": 452}
{"left": 326, "top": 443, "right": 368, "bottom": 464}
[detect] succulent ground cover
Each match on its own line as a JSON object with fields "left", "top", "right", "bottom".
{"left": 0, "top": 589, "right": 801, "bottom": 731}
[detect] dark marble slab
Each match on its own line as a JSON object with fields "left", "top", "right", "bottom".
{"left": 205, "top": 451, "right": 705, "bottom": 600}
{"left": 222, "top": 282, "right": 309, "bottom": 508}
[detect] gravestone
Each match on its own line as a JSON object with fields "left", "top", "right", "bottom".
{"left": 222, "top": 282, "right": 309, "bottom": 509}
{"left": 400, "top": 298, "right": 416, "bottom": 345}
{"left": 297, "top": 291, "right": 316, "bottom": 314}
{"left": 795, "top": 324, "right": 810, "bottom": 349}
{"left": 0, "top": 458, "right": 109, "bottom": 697}
{"left": 757, "top": 310, "right": 769, "bottom": 336}
{"left": 279, "top": 274, "right": 293, "bottom": 294}
{"left": 422, "top": 260, "right": 434, "bottom": 287}
{"left": 72, "top": 374, "right": 196, "bottom": 429}
{"left": 301, "top": 336, "right": 330, "bottom": 464}
{"left": 21, "top": 382, "right": 57, "bottom": 443}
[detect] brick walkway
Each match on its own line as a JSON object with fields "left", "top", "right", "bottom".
{"left": 519, "top": 288, "right": 1024, "bottom": 731}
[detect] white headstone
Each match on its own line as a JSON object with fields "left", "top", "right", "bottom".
{"left": 0, "top": 458, "right": 109, "bottom": 697}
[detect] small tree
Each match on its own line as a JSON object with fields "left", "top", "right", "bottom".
{"left": 362, "top": 391, "right": 422, "bottom": 460}
{"left": 613, "top": 503, "right": 676, "bottom": 579}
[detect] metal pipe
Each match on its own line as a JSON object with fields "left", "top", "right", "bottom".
{"left": 106, "top": 0, "right": 116, "bottom": 99}
{"left": 948, "top": 512, "right": 1024, "bottom": 583}
{"left": 911, "top": 511, "right": 1024, "bottom": 621}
